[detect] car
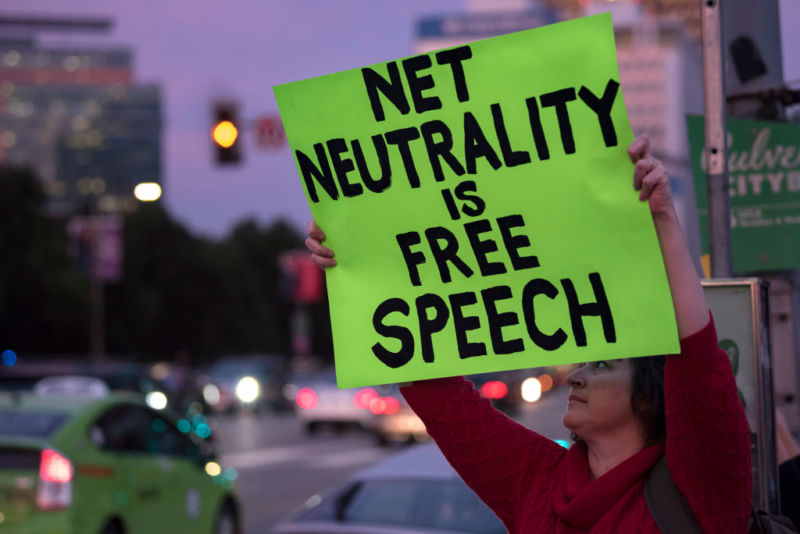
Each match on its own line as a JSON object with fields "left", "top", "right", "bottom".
{"left": 0, "top": 377, "right": 240, "bottom": 534}
{"left": 289, "top": 368, "right": 383, "bottom": 435}
{"left": 203, "top": 355, "right": 289, "bottom": 413}
{"left": 270, "top": 442, "right": 505, "bottom": 534}
{"left": 0, "top": 360, "right": 174, "bottom": 412}
{"left": 363, "top": 385, "right": 428, "bottom": 447}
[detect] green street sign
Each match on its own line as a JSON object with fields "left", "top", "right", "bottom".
{"left": 688, "top": 115, "right": 800, "bottom": 272}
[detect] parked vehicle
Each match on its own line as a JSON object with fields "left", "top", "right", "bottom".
{"left": 271, "top": 442, "right": 504, "bottom": 534}
{"left": 0, "top": 377, "right": 240, "bottom": 534}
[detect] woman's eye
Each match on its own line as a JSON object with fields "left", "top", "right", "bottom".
{"left": 591, "top": 361, "right": 609, "bottom": 369}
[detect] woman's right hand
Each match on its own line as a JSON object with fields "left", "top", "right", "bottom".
{"left": 305, "top": 220, "right": 337, "bottom": 268}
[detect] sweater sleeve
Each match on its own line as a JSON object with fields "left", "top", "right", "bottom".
{"left": 401, "top": 376, "right": 566, "bottom": 531}
{"left": 664, "top": 314, "right": 752, "bottom": 534}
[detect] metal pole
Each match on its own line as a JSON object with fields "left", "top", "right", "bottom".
{"left": 700, "top": 0, "right": 733, "bottom": 278}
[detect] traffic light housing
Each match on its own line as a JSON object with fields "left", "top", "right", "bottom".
{"left": 211, "top": 102, "right": 241, "bottom": 165}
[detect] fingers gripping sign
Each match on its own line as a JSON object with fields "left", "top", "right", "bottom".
{"left": 628, "top": 135, "right": 674, "bottom": 217}
{"left": 305, "top": 220, "right": 337, "bottom": 268}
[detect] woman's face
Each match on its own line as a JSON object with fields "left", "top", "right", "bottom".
{"left": 562, "top": 359, "right": 639, "bottom": 441}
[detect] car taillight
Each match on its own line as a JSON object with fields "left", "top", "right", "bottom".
{"left": 383, "top": 397, "right": 400, "bottom": 415}
{"left": 352, "top": 388, "right": 378, "bottom": 410}
{"left": 37, "top": 449, "right": 72, "bottom": 510}
{"left": 480, "top": 381, "right": 508, "bottom": 400}
{"left": 368, "top": 396, "right": 400, "bottom": 415}
{"left": 296, "top": 387, "right": 318, "bottom": 409}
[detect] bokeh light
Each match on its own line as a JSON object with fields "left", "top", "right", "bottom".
{"left": 134, "top": 182, "right": 162, "bottom": 202}
{"left": 203, "top": 383, "right": 220, "bottom": 406}
{"left": 145, "top": 391, "right": 168, "bottom": 410}
{"left": 205, "top": 461, "right": 222, "bottom": 477}
{"left": 521, "top": 377, "right": 542, "bottom": 403}
{"left": 538, "top": 373, "right": 554, "bottom": 392}
{"left": 195, "top": 423, "right": 211, "bottom": 439}
{"left": 235, "top": 376, "right": 260, "bottom": 403}
{"left": 177, "top": 419, "right": 191, "bottom": 433}
{"left": 212, "top": 120, "right": 238, "bottom": 148}
{"left": 2, "top": 350, "right": 17, "bottom": 367}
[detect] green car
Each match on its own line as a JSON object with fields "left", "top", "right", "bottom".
{"left": 0, "top": 381, "right": 240, "bottom": 534}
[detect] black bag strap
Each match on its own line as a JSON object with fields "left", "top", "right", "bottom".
{"left": 644, "top": 455, "right": 703, "bottom": 534}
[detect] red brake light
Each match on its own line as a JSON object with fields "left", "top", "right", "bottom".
{"left": 383, "top": 397, "right": 400, "bottom": 415}
{"left": 353, "top": 388, "right": 378, "bottom": 410}
{"left": 296, "top": 387, "right": 318, "bottom": 410}
{"left": 368, "top": 397, "right": 387, "bottom": 415}
{"left": 40, "top": 449, "right": 72, "bottom": 483}
{"left": 481, "top": 380, "right": 508, "bottom": 400}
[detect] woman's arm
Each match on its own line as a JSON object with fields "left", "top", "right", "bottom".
{"left": 632, "top": 137, "right": 752, "bottom": 532}
{"left": 628, "top": 136, "right": 708, "bottom": 338}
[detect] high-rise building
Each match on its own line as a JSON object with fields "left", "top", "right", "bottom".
{"left": 0, "top": 17, "right": 161, "bottom": 216}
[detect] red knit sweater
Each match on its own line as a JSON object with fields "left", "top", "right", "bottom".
{"left": 401, "top": 317, "right": 752, "bottom": 534}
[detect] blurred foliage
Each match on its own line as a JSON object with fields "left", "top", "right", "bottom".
{"left": 0, "top": 166, "right": 333, "bottom": 364}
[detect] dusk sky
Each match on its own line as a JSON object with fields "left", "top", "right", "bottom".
{"left": 3, "top": 0, "right": 798, "bottom": 238}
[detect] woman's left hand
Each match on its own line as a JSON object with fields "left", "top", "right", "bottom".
{"left": 628, "top": 135, "right": 675, "bottom": 219}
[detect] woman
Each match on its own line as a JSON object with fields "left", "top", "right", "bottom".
{"left": 305, "top": 136, "right": 752, "bottom": 533}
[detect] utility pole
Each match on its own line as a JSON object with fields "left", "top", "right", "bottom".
{"left": 700, "top": 0, "right": 732, "bottom": 278}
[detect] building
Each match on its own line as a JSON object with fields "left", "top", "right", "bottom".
{"left": 0, "top": 17, "right": 161, "bottom": 216}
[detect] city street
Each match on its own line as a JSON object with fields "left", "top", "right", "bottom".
{"left": 216, "top": 386, "right": 572, "bottom": 533}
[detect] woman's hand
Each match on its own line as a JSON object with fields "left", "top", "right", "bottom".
{"left": 628, "top": 135, "right": 676, "bottom": 220}
{"left": 305, "top": 220, "right": 337, "bottom": 268}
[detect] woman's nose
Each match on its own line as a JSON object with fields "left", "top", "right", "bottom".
{"left": 566, "top": 366, "right": 586, "bottom": 388}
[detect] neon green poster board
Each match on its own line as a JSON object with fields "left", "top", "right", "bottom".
{"left": 274, "top": 13, "right": 679, "bottom": 388}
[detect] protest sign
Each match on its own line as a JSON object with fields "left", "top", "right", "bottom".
{"left": 274, "top": 13, "right": 679, "bottom": 388}
{"left": 688, "top": 115, "right": 800, "bottom": 272}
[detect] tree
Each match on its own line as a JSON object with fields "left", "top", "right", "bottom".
{"left": 0, "top": 166, "right": 88, "bottom": 353}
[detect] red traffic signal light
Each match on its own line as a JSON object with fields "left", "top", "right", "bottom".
{"left": 211, "top": 102, "right": 241, "bottom": 165}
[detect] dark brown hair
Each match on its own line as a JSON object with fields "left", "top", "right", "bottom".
{"left": 629, "top": 355, "right": 667, "bottom": 446}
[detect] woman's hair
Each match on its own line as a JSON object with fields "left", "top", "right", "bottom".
{"left": 629, "top": 355, "right": 667, "bottom": 446}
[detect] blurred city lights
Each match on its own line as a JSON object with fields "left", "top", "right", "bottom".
{"left": 204, "top": 461, "right": 222, "bottom": 477}
{"left": 151, "top": 419, "right": 167, "bottom": 434}
{"left": 203, "top": 383, "right": 221, "bottom": 406}
{"left": 480, "top": 380, "right": 508, "bottom": 400}
{"left": 133, "top": 182, "right": 162, "bottom": 202}
{"left": 145, "top": 391, "right": 168, "bottom": 410}
{"left": 223, "top": 467, "right": 238, "bottom": 481}
{"left": 235, "top": 376, "right": 260, "bottom": 403}
{"left": 212, "top": 120, "right": 238, "bottom": 148}
{"left": 296, "top": 387, "right": 318, "bottom": 410}
{"left": 521, "top": 377, "right": 542, "bottom": 403}
{"left": 352, "top": 388, "right": 378, "bottom": 410}
{"left": 177, "top": 419, "right": 191, "bottom": 433}
{"left": 538, "top": 373, "right": 554, "bottom": 392}
{"left": 2, "top": 350, "right": 17, "bottom": 367}
{"left": 195, "top": 423, "right": 211, "bottom": 439}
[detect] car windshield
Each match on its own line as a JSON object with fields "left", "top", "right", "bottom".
{"left": 301, "top": 479, "right": 505, "bottom": 533}
{"left": 0, "top": 410, "right": 69, "bottom": 438}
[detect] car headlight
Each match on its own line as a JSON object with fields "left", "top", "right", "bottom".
{"left": 146, "top": 391, "right": 168, "bottom": 410}
{"left": 521, "top": 377, "right": 542, "bottom": 403}
{"left": 235, "top": 376, "right": 260, "bottom": 403}
{"left": 203, "top": 383, "right": 221, "bottom": 406}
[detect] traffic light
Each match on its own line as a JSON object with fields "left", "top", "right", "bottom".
{"left": 211, "top": 102, "right": 241, "bottom": 165}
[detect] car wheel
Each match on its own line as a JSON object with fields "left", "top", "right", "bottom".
{"left": 100, "top": 519, "right": 124, "bottom": 534}
{"left": 214, "top": 502, "right": 239, "bottom": 534}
